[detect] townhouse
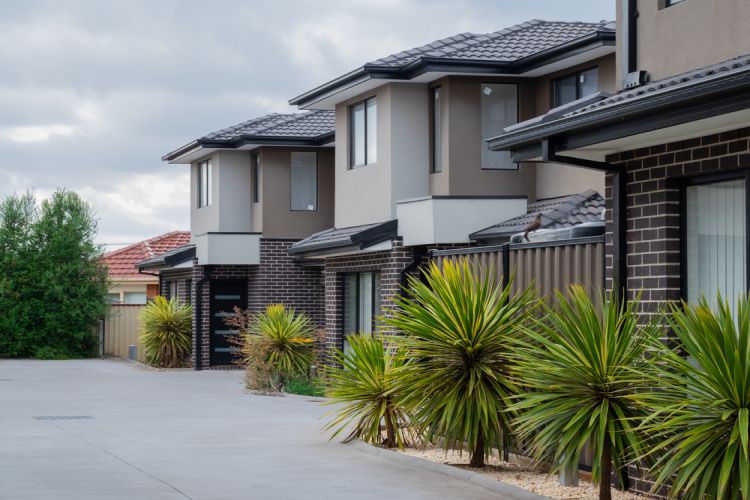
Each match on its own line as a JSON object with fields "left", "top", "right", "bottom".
{"left": 489, "top": 0, "right": 750, "bottom": 323}
{"left": 140, "top": 111, "right": 335, "bottom": 368}
{"left": 288, "top": 20, "right": 616, "bottom": 355}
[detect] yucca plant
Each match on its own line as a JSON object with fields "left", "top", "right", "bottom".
{"left": 139, "top": 295, "right": 192, "bottom": 368}
{"left": 638, "top": 293, "right": 750, "bottom": 500}
{"left": 240, "top": 304, "right": 315, "bottom": 389}
{"left": 509, "top": 285, "right": 658, "bottom": 500}
{"left": 386, "top": 258, "right": 537, "bottom": 467}
{"left": 324, "top": 333, "right": 411, "bottom": 448}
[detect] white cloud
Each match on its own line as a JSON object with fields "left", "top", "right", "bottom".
{"left": 1, "top": 124, "right": 78, "bottom": 143}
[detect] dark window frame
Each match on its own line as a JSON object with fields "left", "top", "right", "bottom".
{"left": 198, "top": 159, "right": 212, "bottom": 208}
{"left": 480, "top": 82, "right": 520, "bottom": 171}
{"left": 349, "top": 96, "right": 377, "bottom": 169}
{"left": 341, "top": 271, "right": 380, "bottom": 349}
{"left": 290, "top": 151, "right": 319, "bottom": 212}
{"left": 551, "top": 66, "right": 599, "bottom": 108}
{"left": 679, "top": 169, "right": 750, "bottom": 302}
{"left": 662, "top": 0, "right": 686, "bottom": 7}
{"left": 430, "top": 86, "right": 443, "bottom": 173}
{"left": 251, "top": 151, "right": 261, "bottom": 203}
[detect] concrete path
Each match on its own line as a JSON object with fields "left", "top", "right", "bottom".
{"left": 0, "top": 359, "right": 507, "bottom": 499}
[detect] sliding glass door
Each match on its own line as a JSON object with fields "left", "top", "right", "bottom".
{"left": 342, "top": 272, "right": 381, "bottom": 354}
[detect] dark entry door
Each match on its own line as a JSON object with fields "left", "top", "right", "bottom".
{"left": 209, "top": 280, "right": 247, "bottom": 366}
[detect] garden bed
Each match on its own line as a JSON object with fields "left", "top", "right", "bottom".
{"left": 397, "top": 446, "right": 643, "bottom": 500}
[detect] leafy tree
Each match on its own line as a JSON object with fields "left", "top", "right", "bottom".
{"left": 0, "top": 190, "right": 108, "bottom": 358}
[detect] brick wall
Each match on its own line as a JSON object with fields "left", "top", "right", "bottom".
{"left": 161, "top": 268, "right": 193, "bottom": 304}
{"left": 189, "top": 239, "right": 325, "bottom": 368}
{"left": 322, "top": 239, "right": 414, "bottom": 356}
{"left": 249, "top": 239, "right": 324, "bottom": 327}
{"left": 604, "top": 126, "right": 750, "bottom": 496}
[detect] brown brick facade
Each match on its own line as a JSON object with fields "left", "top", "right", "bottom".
{"left": 604, "top": 126, "right": 750, "bottom": 496}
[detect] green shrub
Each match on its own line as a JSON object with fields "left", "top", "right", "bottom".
{"left": 139, "top": 296, "right": 192, "bottom": 368}
{"left": 233, "top": 304, "right": 316, "bottom": 392}
{"left": 638, "top": 293, "right": 750, "bottom": 500}
{"left": 324, "top": 333, "right": 411, "bottom": 448}
{"left": 386, "top": 258, "right": 537, "bottom": 467}
{"left": 509, "top": 285, "right": 658, "bottom": 500}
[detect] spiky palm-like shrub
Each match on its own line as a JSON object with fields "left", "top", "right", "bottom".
{"left": 386, "top": 258, "right": 537, "bottom": 467}
{"left": 509, "top": 286, "right": 658, "bottom": 500}
{"left": 139, "top": 296, "right": 192, "bottom": 368}
{"left": 638, "top": 293, "right": 750, "bottom": 500}
{"left": 238, "top": 304, "right": 315, "bottom": 391}
{"left": 324, "top": 333, "right": 411, "bottom": 448}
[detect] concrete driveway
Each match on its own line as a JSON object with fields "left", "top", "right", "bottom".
{"left": 0, "top": 359, "right": 504, "bottom": 500}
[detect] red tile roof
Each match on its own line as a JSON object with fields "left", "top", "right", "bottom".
{"left": 102, "top": 231, "right": 191, "bottom": 280}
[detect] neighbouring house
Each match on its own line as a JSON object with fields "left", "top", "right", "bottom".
{"left": 102, "top": 231, "right": 190, "bottom": 304}
{"left": 144, "top": 111, "right": 335, "bottom": 368}
{"left": 488, "top": 0, "right": 750, "bottom": 495}
{"left": 288, "top": 19, "right": 616, "bottom": 355}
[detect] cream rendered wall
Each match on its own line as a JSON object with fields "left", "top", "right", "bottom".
{"left": 260, "top": 147, "right": 335, "bottom": 239}
{"left": 616, "top": 0, "right": 750, "bottom": 85}
{"left": 216, "top": 150, "right": 253, "bottom": 233}
{"left": 389, "top": 83, "right": 430, "bottom": 216}
{"left": 190, "top": 157, "right": 219, "bottom": 238}
{"left": 335, "top": 85, "right": 392, "bottom": 228}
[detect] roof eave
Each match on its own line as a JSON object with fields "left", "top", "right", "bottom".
{"left": 488, "top": 68, "right": 750, "bottom": 155}
{"left": 289, "top": 30, "right": 616, "bottom": 109}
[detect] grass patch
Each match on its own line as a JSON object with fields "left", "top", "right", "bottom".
{"left": 284, "top": 377, "right": 326, "bottom": 397}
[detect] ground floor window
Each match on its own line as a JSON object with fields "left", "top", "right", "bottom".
{"left": 342, "top": 271, "right": 381, "bottom": 353}
{"left": 123, "top": 291, "right": 147, "bottom": 305}
{"left": 169, "top": 281, "right": 178, "bottom": 300}
{"left": 684, "top": 174, "right": 748, "bottom": 310}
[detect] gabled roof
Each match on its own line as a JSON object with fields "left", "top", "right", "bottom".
{"left": 369, "top": 20, "right": 613, "bottom": 68}
{"left": 488, "top": 53, "right": 750, "bottom": 158}
{"left": 290, "top": 20, "right": 614, "bottom": 108}
{"left": 471, "top": 190, "right": 603, "bottom": 241}
{"left": 162, "top": 110, "right": 335, "bottom": 162}
{"left": 137, "top": 243, "right": 196, "bottom": 271}
{"left": 102, "top": 231, "right": 191, "bottom": 280}
{"left": 288, "top": 220, "right": 398, "bottom": 257}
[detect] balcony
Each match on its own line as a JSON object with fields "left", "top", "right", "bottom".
{"left": 194, "top": 232, "right": 261, "bottom": 265}
{"left": 396, "top": 196, "right": 527, "bottom": 246}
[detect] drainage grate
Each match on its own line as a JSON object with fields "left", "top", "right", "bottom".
{"left": 33, "top": 415, "right": 94, "bottom": 421}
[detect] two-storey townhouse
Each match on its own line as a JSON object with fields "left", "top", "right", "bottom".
{"left": 287, "top": 20, "right": 617, "bottom": 355}
{"left": 139, "top": 111, "right": 335, "bottom": 368}
{"left": 488, "top": 2, "right": 750, "bottom": 492}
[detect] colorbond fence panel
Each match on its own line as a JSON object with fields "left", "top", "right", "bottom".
{"left": 102, "top": 304, "right": 145, "bottom": 363}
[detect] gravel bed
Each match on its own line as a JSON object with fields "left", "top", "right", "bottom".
{"left": 398, "top": 447, "right": 643, "bottom": 500}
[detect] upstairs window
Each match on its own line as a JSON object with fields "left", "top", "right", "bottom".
{"left": 252, "top": 152, "right": 261, "bottom": 203}
{"left": 290, "top": 152, "right": 317, "bottom": 211}
{"left": 481, "top": 83, "right": 518, "bottom": 170}
{"left": 350, "top": 97, "right": 377, "bottom": 168}
{"left": 553, "top": 68, "right": 598, "bottom": 107}
{"left": 431, "top": 87, "right": 443, "bottom": 173}
{"left": 198, "top": 159, "right": 212, "bottom": 208}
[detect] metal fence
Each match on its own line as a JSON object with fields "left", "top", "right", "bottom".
{"left": 432, "top": 236, "right": 605, "bottom": 303}
{"left": 432, "top": 236, "right": 604, "bottom": 470}
{"left": 102, "top": 304, "right": 146, "bottom": 363}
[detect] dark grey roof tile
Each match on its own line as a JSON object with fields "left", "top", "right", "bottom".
{"left": 203, "top": 110, "right": 334, "bottom": 142}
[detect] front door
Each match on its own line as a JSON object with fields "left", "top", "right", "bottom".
{"left": 209, "top": 280, "right": 247, "bottom": 366}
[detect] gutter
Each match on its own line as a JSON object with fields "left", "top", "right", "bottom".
{"left": 162, "top": 133, "right": 335, "bottom": 162}
{"left": 488, "top": 66, "right": 750, "bottom": 152}
{"left": 289, "top": 30, "right": 614, "bottom": 109}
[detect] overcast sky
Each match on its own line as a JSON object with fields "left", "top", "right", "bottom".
{"left": 0, "top": 0, "right": 615, "bottom": 249}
